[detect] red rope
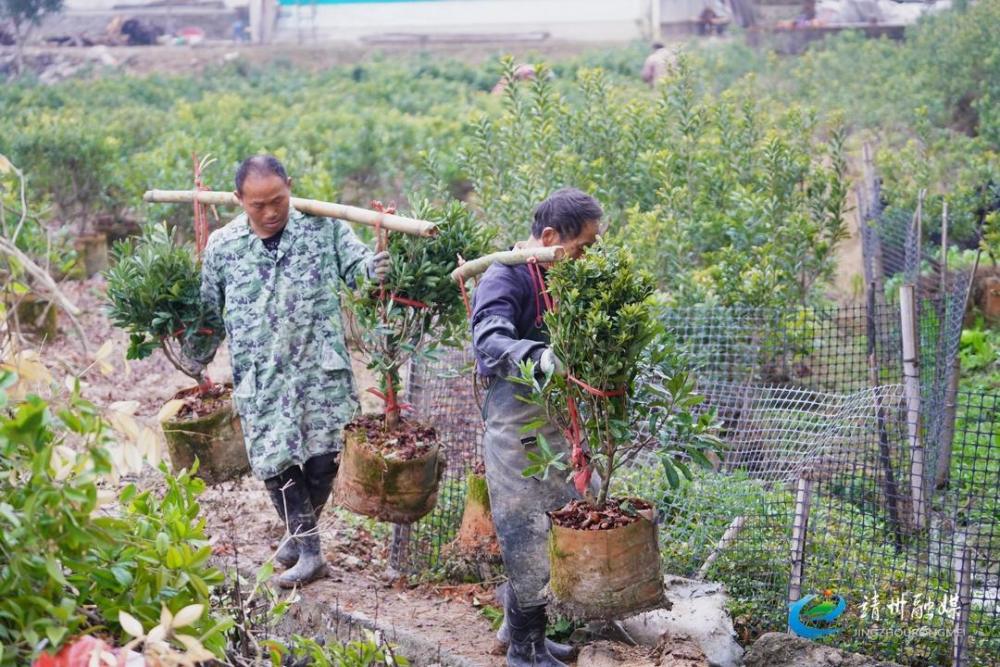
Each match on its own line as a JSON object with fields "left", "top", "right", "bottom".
{"left": 389, "top": 294, "right": 429, "bottom": 309}
{"left": 366, "top": 387, "right": 413, "bottom": 413}
{"left": 370, "top": 199, "right": 393, "bottom": 302}
{"left": 368, "top": 200, "right": 407, "bottom": 420}
{"left": 567, "top": 374, "right": 626, "bottom": 398}
{"left": 526, "top": 257, "right": 553, "bottom": 326}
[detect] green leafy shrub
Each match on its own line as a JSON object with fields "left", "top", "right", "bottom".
{"left": 104, "top": 222, "right": 214, "bottom": 381}
{"left": 516, "top": 244, "right": 721, "bottom": 509}
{"left": 0, "top": 371, "right": 232, "bottom": 666}
{"left": 264, "top": 632, "right": 410, "bottom": 667}
{"left": 348, "top": 199, "right": 494, "bottom": 431}
{"left": 452, "top": 58, "right": 848, "bottom": 308}
{"left": 4, "top": 112, "right": 125, "bottom": 234}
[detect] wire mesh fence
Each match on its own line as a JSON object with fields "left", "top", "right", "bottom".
{"left": 380, "top": 181, "right": 997, "bottom": 665}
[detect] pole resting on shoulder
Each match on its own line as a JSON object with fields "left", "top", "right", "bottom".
{"left": 142, "top": 189, "right": 438, "bottom": 238}
{"left": 450, "top": 246, "right": 565, "bottom": 283}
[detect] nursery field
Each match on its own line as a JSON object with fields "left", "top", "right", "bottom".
{"left": 2, "top": 0, "right": 1000, "bottom": 665}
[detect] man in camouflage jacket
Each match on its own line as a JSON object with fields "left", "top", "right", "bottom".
{"left": 185, "top": 155, "right": 389, "bottom": 587}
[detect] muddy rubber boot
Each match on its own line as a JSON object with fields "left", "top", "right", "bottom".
{"left": 264, "top": 468, "right": 305, "bottom": 568}
{"left": 303, "top": 452, "right": 339, "bottom": 518}
{"left": 274, "top": 475, "right": 328, "bottom": 588}
{"left": 506, "top": 596, "right": 567, "bottom": 667}
{"left": 496, "top": 583, "right": 575, "bottom": 662}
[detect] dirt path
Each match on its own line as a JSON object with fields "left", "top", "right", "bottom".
{"left": 832, "top": 199, "right": 865, "bottom": 302}
{"left": 199, "top": 475, "right": 505, "bottom": 666}
{"left": 30, "top": 276, "right": 505, "bottom": 664}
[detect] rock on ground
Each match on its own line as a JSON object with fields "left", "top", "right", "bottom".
{"left": 622, "top": 576, "right": 744, "bottom": 667}
{"left": 743, "top": 632, "right": 904, "bottom": 667}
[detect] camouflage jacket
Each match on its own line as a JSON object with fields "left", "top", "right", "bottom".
{"left": 189, "top": 208, "right": 372, "bottom": 480}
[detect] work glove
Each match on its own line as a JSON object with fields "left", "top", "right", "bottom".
{"left": 538, "top": 347, "right": 566, "bottom": 378}
{"left": 367, "top": 251, "right": 391, "bottom": 284}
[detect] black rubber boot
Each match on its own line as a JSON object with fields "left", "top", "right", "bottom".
{"left": 303, "top": 452, "right": 339, "bottom": 518}
{"left": 266, "top": 468, "right": 328, "bottom": 587}
{"left": 505, "top": 590, "right": 567, "bottom": 667}
{"left": 265, "top": 467, "right": 304, "bottom": 568}
{"left": 496, "top": 583, "right": 575, "bottom": 662}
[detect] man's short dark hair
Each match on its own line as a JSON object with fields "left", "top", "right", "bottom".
{"left": 235, "top": 155, "right": 288, "bottom": 193}
{"left": 531, "top": 187, "right": 603, "bottom": 239}
{"left": 651, "top": 42, "right": 665, "bottom": 51}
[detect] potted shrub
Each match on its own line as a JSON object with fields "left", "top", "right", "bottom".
{"left": 8, "top": 117, "right": 123, "bottom": 278}
{"left": 333, "top": 200, "right": 494, "bottom": 523}
{"left": 515, "top": 244, "right": 721, "bottom": 620}
{"left": 441, "top": 463, "right": 502, "bottom": 580}
{"left": 1, "top": 156, "right": 78, "bottom": 342}
{"left": 105, "top": 223, "right": 249, "bottom": 484}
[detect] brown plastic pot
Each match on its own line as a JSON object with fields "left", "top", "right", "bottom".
{"left": 159, "top": 385, "right": 250, "bottom": 485}
{"left": 547, "top": 501, "right": 665, "bottom": 620}
{"left": 333, "top": 424, "right": 445, "bottom": 524}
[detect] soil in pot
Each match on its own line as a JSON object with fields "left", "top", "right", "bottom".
{"left": 160, "top": 383, "right": 250, "bottom": 485}
{"left": 333, "top": 414, "right": 445, "bottom": 524}
{"left": 547, "top": 498, "right": 666, "bottom": 621}
{"left": 73, "top": 233, "right": 109, "bottom": 278}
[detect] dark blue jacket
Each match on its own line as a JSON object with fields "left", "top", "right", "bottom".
{"left": 471, "top": 262, "right": 550, "bottom": 378}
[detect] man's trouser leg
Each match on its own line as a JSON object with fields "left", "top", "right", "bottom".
{"left": 483, "top": 378, "right": 576, "bottom": 666}
{"left": 264, "top": 465, "right": 328, "bottom": 585}
{"left": 302, "top": 452, "right": 339, "bottom": 517}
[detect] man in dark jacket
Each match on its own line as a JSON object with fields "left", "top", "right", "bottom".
{"left": 471, "top": 188, "right": 601, "bottom": 667}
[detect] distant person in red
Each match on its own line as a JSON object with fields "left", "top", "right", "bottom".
{"left": 492, "top": 63, "right": 537, "bottom": 96}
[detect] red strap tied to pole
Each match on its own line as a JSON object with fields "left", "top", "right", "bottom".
{"left": 526, "top": 257, "right": 554, "bottom": 326}
{"left": 526, "top": 255, "right": 596, "bottom": 492}
{"left": 367, "top": 200, "right": 410, "bottom": 419}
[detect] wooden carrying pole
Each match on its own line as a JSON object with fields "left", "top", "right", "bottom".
{"left": 451, "top": 246, "right": 565, "bottom": 283}
{"left": 143, "top": 189, "right": 438, "bottom": 237}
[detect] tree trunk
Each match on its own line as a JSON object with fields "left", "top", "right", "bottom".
{"left": 597, "top": 443, "right": 614, "bottom": 509}
{"left": 382, "top": 365, "right": 402, "bottom": 432}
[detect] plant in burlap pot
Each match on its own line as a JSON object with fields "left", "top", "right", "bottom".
{"left": 334, "top": 200, "right": 494, "bottom": 524}
{"left": 441, "top": 463, "right": 503, "bottom": 581}
{"left": 105, "top": 222, "right": 248, "bottom": 484}
{"left": 514, "top": 243, "right": 722, "bottom": 621}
